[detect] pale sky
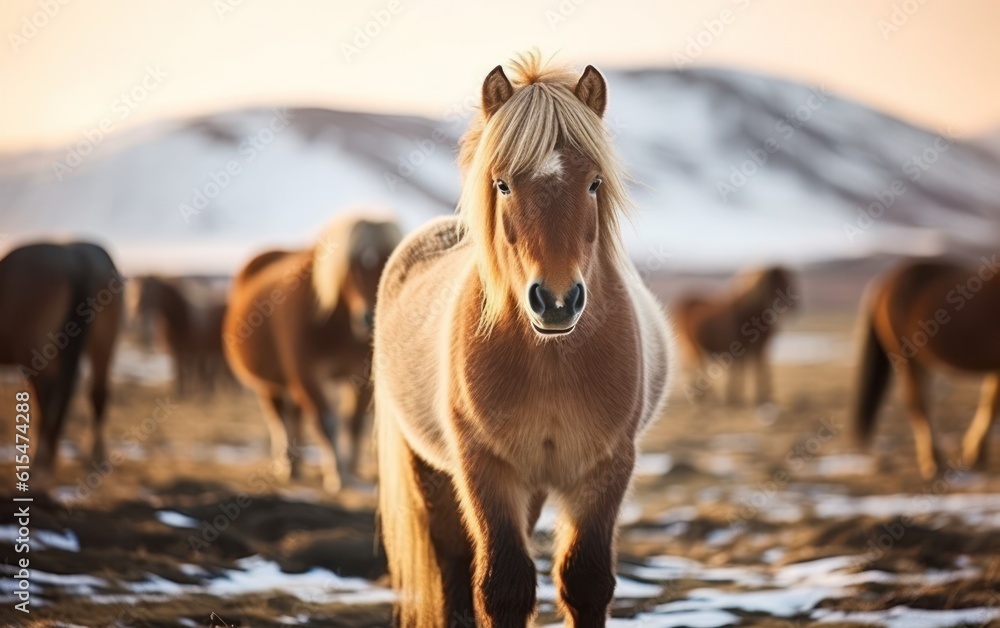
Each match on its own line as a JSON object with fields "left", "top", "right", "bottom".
{"left": 1, "top": 0, "right": 999, "bottom": 150}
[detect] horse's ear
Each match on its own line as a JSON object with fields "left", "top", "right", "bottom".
{"left": 574, "top": 65, "right": 607, "bottom": 118}
{"left": 482, "top": 65, "right": 514, "bottom": 118}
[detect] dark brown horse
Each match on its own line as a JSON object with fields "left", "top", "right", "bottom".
{"left": 673, "top": 266, "right": 798, "bottom": 405}
{"left": 133, "top": 275, "right": 233, "bottom": 395}
{"left": 0, "top": 241, "right": 123, "bottom": 470}
{"left": 224, "top": 214, "right": 401, "bottom": 492}
{"left": 855, "top": 258, "right": 1000, "bottom": 478}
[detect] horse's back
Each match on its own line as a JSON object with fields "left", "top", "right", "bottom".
{"left": 225, "top": 248, "right": 312, "bottom": 387}
{"left": 374, "top": 216, "right": 472, "bottom": 468}
{"left": 672, "top": 293, "right": 736, "bottom": 355}
{"left": 67, "top": 242, "right": 124, "bottom": 347}
{"left": 874, "top": 258, "right": 1000, "bottom": 371}
{"left": 235, "top": 249, "right": 294, "bottom": 285}
{"left": 878, "top": 259, "right": 965, "bottom": 306}
{"left": 378, "top": 215, "right": 465, "bottom": 307}
{"left": 0, "top": 241, "right": 120, "bottom": 367}
{"left": 0, "top": 245, "right": 72, "bottom": 362}
{"left": 67, "top": 241, "right": 118, "bottom": 281}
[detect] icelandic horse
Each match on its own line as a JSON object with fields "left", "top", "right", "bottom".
{"left": 0, "top": 242, "right": 123, "bottom": 470}
{"left": 673, "top": 266, "right": 797, "bottom": 405}
{"left": 373, "top": 54, "right": 672, "bottom": 627}
{"left": 224, "top": 214, "right": 401, "bottom": 492}
{"left": 855, "top": 258, "right": 1000, "bottom": 479}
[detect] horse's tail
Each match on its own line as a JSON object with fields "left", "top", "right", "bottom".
{"left": 60, "top": 283, "right": 93, "bottom": 379}
{"left": 375, "top": 398, "right": 442, "bottom": 628}
{"left": 854, "top": 297, "right": 891, "bottom": 447}
{"left": 42, "top": 267, "right": 97, "bottom": 453}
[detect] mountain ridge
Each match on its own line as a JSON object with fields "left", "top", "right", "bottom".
{"left": 1, "top": 66, "right": 997, "bottom": 274}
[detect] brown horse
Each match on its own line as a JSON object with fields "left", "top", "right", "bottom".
{"left": 855, "top": 257, "right": 1000, "bottom": 479}
{"left": 133, "top": 275, "right": 233, "bottom": 395}
{"left": 224, "top": 214, "right": 401, "bottom": 492}
{"left": 0, "top": 241, "right": 123, "bottom": 470}
{"left": 373, "top": 54, "right": 672, "bottom": 627}
{"left": 673, "top": 266, "right": 798, "bottom": 405}
{"left": 134, "top": 276, "right": 198, "bottom": 394}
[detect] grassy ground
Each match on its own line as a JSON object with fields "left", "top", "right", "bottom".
{"left": 1, "top": 309, "right": 999, "bottom": 626}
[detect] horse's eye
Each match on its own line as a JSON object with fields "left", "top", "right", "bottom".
{"left": 495, "top": 179, "right": 511, "bottom": 195}
{"left": 589, "top": 178, "right": 602, "bottom": 194}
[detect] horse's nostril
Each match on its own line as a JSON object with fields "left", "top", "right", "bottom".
{"left": 528, "top": 282, "right": 545, "bottom": 315}
{"left": 571, "top": 283, "right": 586, "bottom": 314}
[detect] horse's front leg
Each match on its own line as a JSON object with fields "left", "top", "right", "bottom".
{"left": 554, "top": 446, "right": 635, "bottom": 628}
{"left": 456, "top": 444, "right": 536, "bottom": 628}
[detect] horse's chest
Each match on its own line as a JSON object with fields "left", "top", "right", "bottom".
{"left": 460, "top": 343, "right": 641, "bottom": 488}
{"left": 507, "top": 403, "right": 617, "bottom": 488}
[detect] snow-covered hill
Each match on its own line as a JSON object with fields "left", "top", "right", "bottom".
{"left": 1, "top": 67, "right": 998, "bottom": 274}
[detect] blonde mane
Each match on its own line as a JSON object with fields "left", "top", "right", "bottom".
{"left": 312, "top": 212, "right": 402, "bottom": 316}
{"left": 457, "top": 51, "right": 633, "bottom": 333}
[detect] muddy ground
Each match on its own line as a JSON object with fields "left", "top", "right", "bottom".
{"left": 1, "top": 308, "right": 1000, "bottom": 627}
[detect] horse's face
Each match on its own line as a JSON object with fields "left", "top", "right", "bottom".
{"left": 480, "top": 64, "right": 611, "bottom": 338}
{"left": 342, "top": 245, "right": 390, "bottom": 340}
{"left": 492, "top": 149, "right": 601, "bottom": 337}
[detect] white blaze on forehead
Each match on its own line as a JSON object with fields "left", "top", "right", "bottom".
{"left": 533, "top": 150, "right": 563, "bottom": 179}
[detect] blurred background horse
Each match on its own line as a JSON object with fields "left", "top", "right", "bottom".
{"left": 132, "top": 275, "right": 233, "bottom": 396}
{"left": 0, "top": 241, "right": 122, "bottom": 470}
{"left": 854, "top": 258, "right": 1000, "bottom": 479}
{"left": 673, "top": 266, "right": 798, "bottom": 405}
{"left": 224, "top": 214, "right": 401, "bottom": 493}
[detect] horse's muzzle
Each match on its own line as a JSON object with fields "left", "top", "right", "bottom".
{"left": 526, "top": 280, "right": 585, "bottom": 336}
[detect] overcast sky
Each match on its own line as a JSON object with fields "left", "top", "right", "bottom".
{"left": 2, "top": 0, "right": 998, "bottom": 150}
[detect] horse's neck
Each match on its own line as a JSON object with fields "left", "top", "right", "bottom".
{"left": 729, "top": 280, "right": 764, "bottom": 314}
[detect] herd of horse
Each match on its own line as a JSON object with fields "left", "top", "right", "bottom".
{"left": 1, "top": 53, "right": 998, "bottom": 625}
